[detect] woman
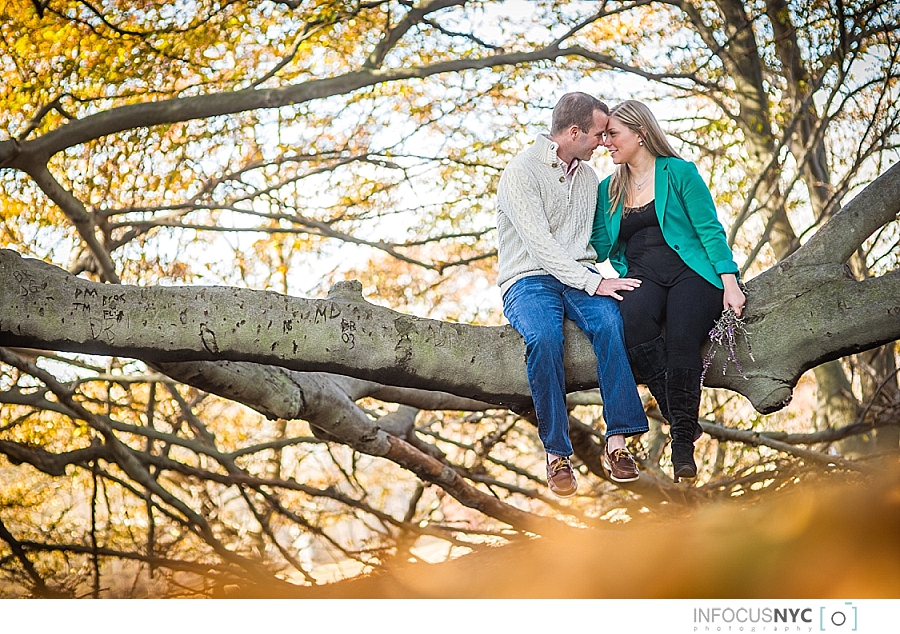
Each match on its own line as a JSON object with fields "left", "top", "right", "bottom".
{"left": 591, "top": 100, "right": 745, "bottom": 481}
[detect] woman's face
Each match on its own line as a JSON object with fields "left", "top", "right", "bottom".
{"left": 603, "top": 116, "right": 643, "bottom": 164}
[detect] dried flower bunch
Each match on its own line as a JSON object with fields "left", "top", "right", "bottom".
{"left": 701, "top": 303, "right": 755, "bottom": 383}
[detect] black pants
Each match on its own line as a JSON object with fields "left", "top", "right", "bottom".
{"left": 618, "top": 275, "right": 723, "bottom": 371}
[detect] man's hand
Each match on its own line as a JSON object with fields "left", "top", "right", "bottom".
{"left": 594, "top": 277, "right": 641, "bottom": 300}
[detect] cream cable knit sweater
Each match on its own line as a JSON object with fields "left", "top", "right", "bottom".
{"left": 496, "top": 134, "right": 603, "bottom": 296}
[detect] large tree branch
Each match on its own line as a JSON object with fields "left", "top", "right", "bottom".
{"left": 0, "top": 261, "right": 540, "bottom": 409}
{"left": 699, "top": 162, "right": 900, "bottom": 409}
{"left": 783, "top": 161, "right": 900, "bottom": 268}
{"left": 705, "top": 267, "right": 900, "bottom": 411}
{"left": 3, "top": 189, "right": 900, "bottom": 418}
{"left": 1, "top": 154, "right": 899, "bottom": 415}
{"left": 1, "top": 247, "right": 896, "bottom": 419}
{"left": 0, "top": 44, "right": 592, "bottom": 169}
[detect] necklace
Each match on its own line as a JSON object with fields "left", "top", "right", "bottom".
{"left": 634, "top": 169, "right": 654, "bottom": 190}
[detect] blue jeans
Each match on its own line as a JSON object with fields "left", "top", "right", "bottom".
{"left": 503, "top": 274, "right": 649, "bottom": 457}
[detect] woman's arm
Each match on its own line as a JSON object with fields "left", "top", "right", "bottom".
{"left": 673, "top": 162, "right": 739, "bottom": 277}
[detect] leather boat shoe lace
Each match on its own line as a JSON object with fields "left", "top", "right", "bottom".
{"left": 546, "top": 456, "right": 577, "bottom": 498}
{"left": 601, "top": 447, "right": 640, "bottom": 483}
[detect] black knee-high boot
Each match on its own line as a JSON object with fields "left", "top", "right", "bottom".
{"left": 626, "top": 336, "right": 670, "bottom": 423}
{"left": 667, "top": 367, "right": 702, "bottom": 481}
{"left": 628, "top": 338, "right": 702, "bottom": 441}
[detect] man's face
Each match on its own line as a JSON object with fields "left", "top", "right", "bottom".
{"left": 570, "top": 109, "right": 609, "bottom": 162}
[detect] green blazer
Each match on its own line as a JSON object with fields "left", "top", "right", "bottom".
{"left": 591, "top": 156, "right": 738, "bottom": 289}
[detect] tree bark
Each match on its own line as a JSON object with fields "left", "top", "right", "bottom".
{"left": 2, "top": 163, "right": 899, "bottom": 413}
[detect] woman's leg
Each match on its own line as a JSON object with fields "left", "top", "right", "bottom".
{"left": 618, "top": 280, "right": 671, "bottom": 423}
{"left": 665, "top": 276, "right": 724, "bottom": 480}
{"left": 618, "top": 278, "right": 666, "bottom": 350}
{"left": 665, "top": 277, "right": 724, "bottom": 371}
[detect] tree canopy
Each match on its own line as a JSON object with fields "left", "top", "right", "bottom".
{"left": 0, "top": 0, "right": 898, "bottom": 597}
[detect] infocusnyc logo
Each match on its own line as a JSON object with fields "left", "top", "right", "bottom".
{"left": 692, "top": 602, "right": 858, "bottom": 632}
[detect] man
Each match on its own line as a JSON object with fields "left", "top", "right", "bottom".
{"left": 496, "top": 92, "right": 648, "bottom": 497}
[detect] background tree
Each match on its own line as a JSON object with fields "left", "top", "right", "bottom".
{"left": 0, "top": 0, "right": 897, "bottom": 597}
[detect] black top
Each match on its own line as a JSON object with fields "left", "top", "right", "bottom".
{"left": 620, "top": 200, "right": 699, "bottom": 286}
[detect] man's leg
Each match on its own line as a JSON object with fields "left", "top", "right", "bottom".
{"left": 564, "top": 288, "right": 649, "bottom": 437}
{"left": 503, "top": 275, "right": 578, "bottom": 496}
{"left": 564, "top": 288, "right": 648, "bottom": 482}
{"left": 502, "top": 276, "right": 573, "bottom": 457}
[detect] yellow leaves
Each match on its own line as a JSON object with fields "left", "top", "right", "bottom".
{"left": 0, "top": 464, "right": 51, "bottom": 508}
{"left": 1, "top": 404, "right": 83, "bottom": 454}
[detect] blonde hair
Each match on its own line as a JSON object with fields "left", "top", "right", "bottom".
{"left": 606, "top": 100, "right": 682, "bottom": 215}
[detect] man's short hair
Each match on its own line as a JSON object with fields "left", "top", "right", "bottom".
{"left": 550, "top": 92, "right": 609, "bottom": 135}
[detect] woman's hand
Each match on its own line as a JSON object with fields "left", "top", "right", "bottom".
{"left": 595, "top": 277, "right": 641, "bottom": 301}
{"left": 721, "top": 274, "right": 745, "bottom": 317}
